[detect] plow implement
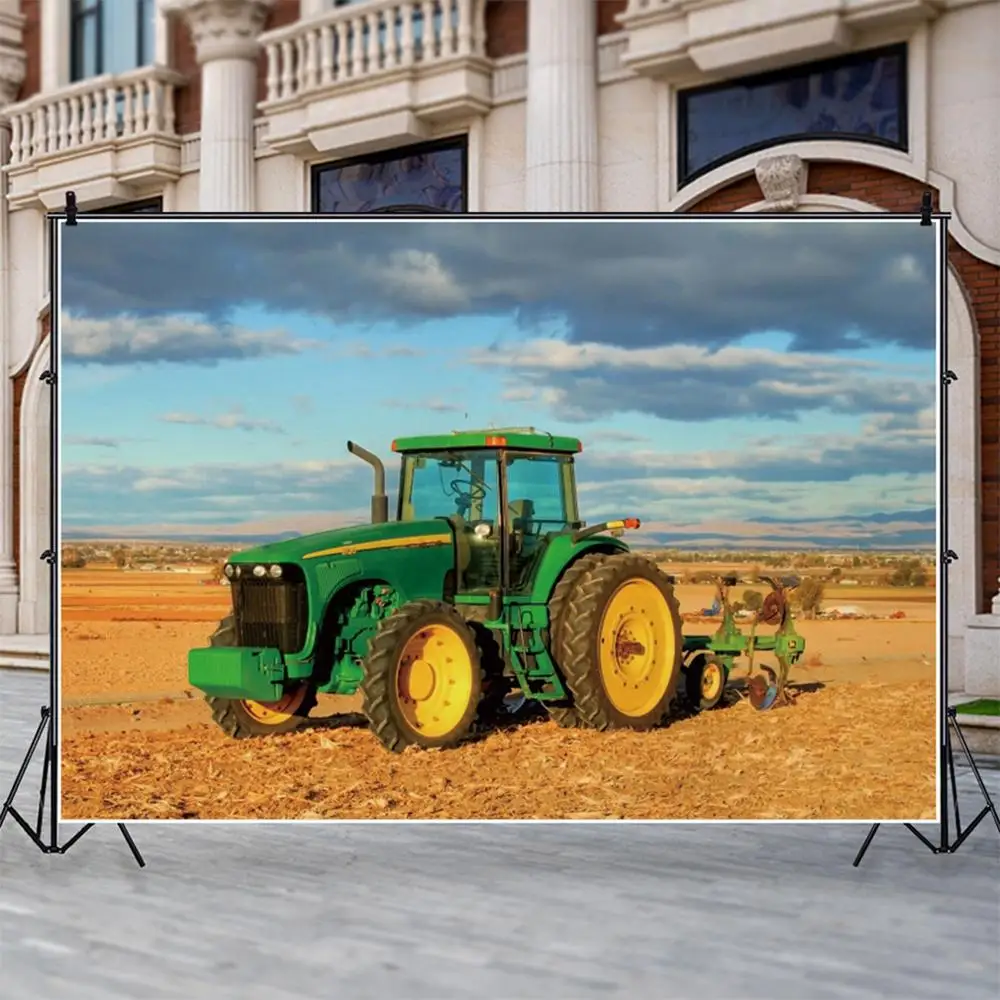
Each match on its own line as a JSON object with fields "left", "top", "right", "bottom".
{"left": 680, "top": 573, "right": 804, "bottom": 713}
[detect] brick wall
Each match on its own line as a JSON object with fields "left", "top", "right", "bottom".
{"left": 17, "top": 0, "right": 40, "bottom": 101}
{"left": 690, "top": 162, "right": 1000, "bottom": 612}
{"left": 487, "top": 0, "right": 627, "bottom": 59}
{"left": 171, "top": 0, "right": 300, "bottom": 136}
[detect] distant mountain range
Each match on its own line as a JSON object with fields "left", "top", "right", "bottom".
{"left": 62, "top": 508, "right": 937, "bottom": 550}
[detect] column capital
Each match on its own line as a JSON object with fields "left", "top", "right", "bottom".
{"left": 163, "top": 0, "right": 275, "bottom": 64}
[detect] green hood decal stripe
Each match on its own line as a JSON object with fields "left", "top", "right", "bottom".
{"left": 302, "top": 533, "right": 451, "bottom": 561}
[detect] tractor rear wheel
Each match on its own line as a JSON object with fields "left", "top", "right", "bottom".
{"left": 205, "top": 615, "right": 318, "bottom": 738}
{"left": 361, "top": 600, "right": 484, "bottom": 752}
{"left": 546, "top": 552, "right": 607, "bottom": 729}
{"left": 553, "top": 554, "right": 683, "bottom": 731}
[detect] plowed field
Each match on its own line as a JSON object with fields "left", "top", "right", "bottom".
{"left": 58, "top": 568, "right": 938, "bottom": 822}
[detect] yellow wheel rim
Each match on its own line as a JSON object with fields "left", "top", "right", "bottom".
{"left": 396, "top": 623, "right": 474, "bottom": 738}
{"left": 241, "top": 684, "right": 309, "bottom": 725}
{"left": 597, "top": 578, "right": 676, "bottom": 717}
{"left": 701, "top": 661, "right": 724, "bottom": 702}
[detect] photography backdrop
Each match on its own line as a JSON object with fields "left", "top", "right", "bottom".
{"left": 53, "top": 215, "right": 942, "bottom": 823}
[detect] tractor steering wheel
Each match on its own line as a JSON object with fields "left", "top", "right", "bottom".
{"left": 449, "top": 478, "right": 488, "bottom": 514}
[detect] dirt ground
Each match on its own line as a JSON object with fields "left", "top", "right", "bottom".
{"left": 58, "top": 568, "right": 938, "bottom": 822}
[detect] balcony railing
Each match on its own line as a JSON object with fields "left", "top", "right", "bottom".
{"left": 261, "top": 0, "right": 487, "bottom": 105}
{"left": 3, "top": 66, "right": 185, "bottom": 168}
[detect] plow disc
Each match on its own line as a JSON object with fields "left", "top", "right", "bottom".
{"left": 747, "top": 662, "right": 796, "bottom": 711}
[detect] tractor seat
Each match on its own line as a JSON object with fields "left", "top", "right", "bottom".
{"left": 509, "top": 498, "right": 535, "bottom": 536}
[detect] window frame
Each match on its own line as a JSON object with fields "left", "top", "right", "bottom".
{"left": 310, "top": 136, "right": 470, "bottom": 215}
{"left": 69, "top": 0, "right": 157, "bottom": 83}
{"left": 69, "top": 0, "right": 104, "bottom": 82}
{"left": 676, "top": 43, "right": 909, "bottom": 188}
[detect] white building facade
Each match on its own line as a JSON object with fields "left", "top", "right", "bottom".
{"left": 0, "top": 0, "right": 998, "bottom": 694}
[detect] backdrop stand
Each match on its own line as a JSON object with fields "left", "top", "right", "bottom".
{"left": 855, "top": 203, "right": 998, "bottom": 866}
{"left": 0, "top": 706, "right": 144, "bottom": 867}
{"left": 853, "top": 706, "right": 1000, "bottom": 865}
{"left": 0, "top": 193, "right": 144, "bottom": 868}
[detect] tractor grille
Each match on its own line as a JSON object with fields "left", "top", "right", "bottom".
{"left": 230, "top": 566, "right": 308, "bottom": 654}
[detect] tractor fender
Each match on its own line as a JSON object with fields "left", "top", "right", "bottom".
{"left": 531, "top": 535, "right": 630, "bottom": 605}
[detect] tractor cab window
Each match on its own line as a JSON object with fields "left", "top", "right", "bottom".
{"left": 505, "top": 454, "right": 579, "bottom": 592}
{"left": 399, "top": 449, "right": 501, "bottom": 593}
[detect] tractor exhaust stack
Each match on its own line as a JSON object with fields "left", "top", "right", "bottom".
{"left": 347, "top": 441, "right": 389, "bottom": 524}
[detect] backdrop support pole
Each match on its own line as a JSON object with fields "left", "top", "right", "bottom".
{"left": 854, "top": 204, "right": 998, "bottom": 865}
{"left": 0, "top": 196, "right": 145, "bottom": 868}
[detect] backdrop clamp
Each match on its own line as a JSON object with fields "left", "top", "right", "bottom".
{"left": 919, "top": 190, "right": 933, "bottom": 226}
{"left": 64, "top": 190, "right": 77, "bottom": 226}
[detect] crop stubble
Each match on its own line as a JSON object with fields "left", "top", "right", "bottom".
{"left": 58, "top": 569, "right": 938, "bottom": 821}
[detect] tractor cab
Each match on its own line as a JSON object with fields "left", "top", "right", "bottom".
{"left": 391, "top": 428, "right": 583, "bottom": 596}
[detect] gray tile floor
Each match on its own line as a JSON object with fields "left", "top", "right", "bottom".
{"left": 2, "top": 668, "right": 998, "bottom": 1000}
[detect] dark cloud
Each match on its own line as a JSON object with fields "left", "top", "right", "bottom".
{"left": 60, "top": 218, "right": 937, "bottom": 355}
{"left": 469, "top": 340, "right": 934, "bottom": 423}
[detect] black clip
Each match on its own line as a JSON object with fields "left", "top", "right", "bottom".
{"left": 40, "top": 369, "right": 56, "bottom": 385}
{"left": 65, "top": 190, "right": 78, "bottom": 226}
{"left": 40, "top": 549, "right": 56, "bottom": 565}
{"left": 941, "top": 549, "right": 958, "bottom": 566}
{"left": 919, "top": 190, "right": 932, "bottom": 227}
{"left": 942, "top": 369, "right": 958, "bottom": 386}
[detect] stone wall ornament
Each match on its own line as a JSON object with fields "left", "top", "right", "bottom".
{"left": 0, "top": 48, "right": 26, "bottom": 110}
{"left": 754, "top": 154, "right": 808, "bottom": 212}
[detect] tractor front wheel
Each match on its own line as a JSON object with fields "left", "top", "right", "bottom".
{"left": 554, "top": 554, "right": 683, "bottom": 731}
{"left": 361, "top": 600, "right": 484, "bottom": 752}
{"left": 204, "top": 615, "right": 318, "bottom": 738}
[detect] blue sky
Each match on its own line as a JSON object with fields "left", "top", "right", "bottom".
{"left": 59, "top": 218, "right": 938, "bottom": 548}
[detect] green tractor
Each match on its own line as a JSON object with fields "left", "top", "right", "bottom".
{"left": 188, "top": 428, "right": 805, "bottom": 752}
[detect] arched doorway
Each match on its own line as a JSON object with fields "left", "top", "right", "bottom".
{"left": 734, "top": 192, "right": 980, "bottom": 689}
{"left": 18, "top": 337, "right": 52, "bottom": 636}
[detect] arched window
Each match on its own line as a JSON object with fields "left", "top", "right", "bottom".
{"left": 677, "top": 45, "right": 907, "bottom": 186}
{"left": 311, "top": 138, "right": 468, "bottom": 214}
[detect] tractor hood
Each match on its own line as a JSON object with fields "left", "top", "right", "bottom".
{"left": 227, "top": 518, "right": 453, "bottom": 566}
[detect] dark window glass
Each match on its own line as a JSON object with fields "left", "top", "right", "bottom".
{"left": 678, "top": 45, "right": 907, "bottom": 185}
{"left": 312, "top": 139, "right": 467, "bottom": 214}
{"left": 70, "top": 1, "right": 156, "bottom": 82}
{"left": 89, "top": 197, "right": 163, "bottom": 214}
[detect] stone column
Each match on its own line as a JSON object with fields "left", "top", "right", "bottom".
{"left": 0, "top": 41, "right": 26, "bottom": 633}
{"left": 164, "top": 0, "right": 274, "bottom": 212}
{"left": 524, "top": 0, "right": 600, "bottom": 212}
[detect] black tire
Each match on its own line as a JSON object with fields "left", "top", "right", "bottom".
{"left": 204, "top": 615, "right": 317, "bottom": 739}
{"left": 361, "top": 599, "right": 484, "bottom": 752}
{"left": 545, "top": 552, "right": 608, "bottom": 728}
{"left": 684, "top": 654, "right": 727, "bottom": 712}
{"left": 469, "top": 620, "right": 510, "bottom": 728}
{"left": 553, "top": 554, "right": 683, "bottom": 731}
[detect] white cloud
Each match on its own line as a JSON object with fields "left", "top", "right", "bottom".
{"left": 62, "top": 313, "right": 317, "bottom": 365}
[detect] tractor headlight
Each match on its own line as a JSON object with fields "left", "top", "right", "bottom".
{"left": 252, "top": 564, "right": 267, "bottom": 578}
{"left": 268, "top": 564, "right": 283, "bottom": 579}
{"left": 223, "top": 564, "right": 234, "bottom": 579}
